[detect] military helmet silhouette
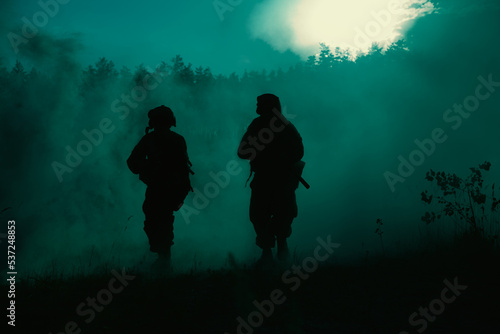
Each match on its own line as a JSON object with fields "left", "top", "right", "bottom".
{"left": 148, "top": 105, "right": 176, "bottom": 128}
{"left": 257, "top": 94, "right": 281, "bottom": 115}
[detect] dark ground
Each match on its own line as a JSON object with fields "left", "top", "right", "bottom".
{"left": 8, "top": 236, "right": 500, "bottom": 334}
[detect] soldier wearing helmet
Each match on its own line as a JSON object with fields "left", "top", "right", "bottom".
{"left": 127, "top": 105, "right": 192, "bottom": 269}
{"left": 238, "top": 94, "right": 304, "bottom": 266}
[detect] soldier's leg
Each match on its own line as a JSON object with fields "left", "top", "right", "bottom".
{"left": 152, "top": 212, "right": 174, "bottom": 256}
{"left": 142, "top": 187, "right": 174, "bottom": 255}
{"left": 249, "top": 187, "right": 275, "bottom": 250}
{"left": 272, "top": 190, "right": 298, "bottom": 260}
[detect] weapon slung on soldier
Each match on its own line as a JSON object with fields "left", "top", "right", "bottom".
{"left": 294, "top": 161, "right": 310, "bottom": 189}
{"left": 299, "top": 176, "right": 310, "bottom": 189}
{"left": 188, "top": 160, "right": 195, "bottom": 175}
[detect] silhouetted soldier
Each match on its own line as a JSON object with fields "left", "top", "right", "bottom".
{"left": 127, "top": 106, "right": 192, "bottom": 268}
{"left": 238, "top": 94, "right": 304, "bottom": 265}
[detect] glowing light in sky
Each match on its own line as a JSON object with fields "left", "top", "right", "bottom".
{"left": 250, "top": 0, "right": 436, "bottom": 58}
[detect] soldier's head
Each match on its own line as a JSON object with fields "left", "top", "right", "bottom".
{"left": 148, "top": 105, "right": 176, "bottom": 130}
{"left": 256, "top": 94, "right": 281, "bottom": 116}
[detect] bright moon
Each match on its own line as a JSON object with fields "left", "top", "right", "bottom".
{"left": 250, "top": 0, "right": 436, "bottom": 58}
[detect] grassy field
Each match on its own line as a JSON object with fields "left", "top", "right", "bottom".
{"left": 9, "top": 233, "right": 500, "bottom": 334}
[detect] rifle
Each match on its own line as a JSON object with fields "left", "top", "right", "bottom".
{"left": 294, "top": 161, "right": 310, "bottom": 189}
{"left": 188, "top": 160, "right": 195, "bottom": 175}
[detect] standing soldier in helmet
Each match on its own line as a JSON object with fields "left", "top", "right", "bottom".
{"left": 127, "top": 105, "right": 192, "bottom": 269}
{"left": 238, "top": 94, "right": 304, "bottom": 265}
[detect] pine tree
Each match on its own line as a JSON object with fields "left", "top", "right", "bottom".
{"left": 318, "top": 43, "right": 334, "bottom": 69}
{"left": 133, "top": 64, "right": 150, "bottom": 86}
{"left": 10, "top": 60, "right": 27, "bottom": 86}
{"left": 169, "top": 55, "right": 194, "bottom": 85}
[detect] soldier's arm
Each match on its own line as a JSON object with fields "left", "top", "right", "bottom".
{"left": 289, "top": 124, "right": 304, "bottom": 163}
{"left": 280, "top": 123, "right": 304, "bottom": 164}
{"left": 181, "top": 137, "right": 191, "bottom": 168}
{"left": 127, "top": 136, "right": 148, "bottom": 175}
{"left": 237, "top": 119, "right": 260, "bottom": 160}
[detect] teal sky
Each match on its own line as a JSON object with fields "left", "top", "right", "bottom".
{"left": 2, "top": 0, "right": 302, "bottom": 74}
{"left": 2, "top": 0, "right": 498, "bottom": 75}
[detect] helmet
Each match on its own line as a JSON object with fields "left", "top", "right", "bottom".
{"left": 148, "top": 105, "right": 176, "bottom": 128}
{"left": 257, "top": 94, "right": 281, "bottom": 115}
